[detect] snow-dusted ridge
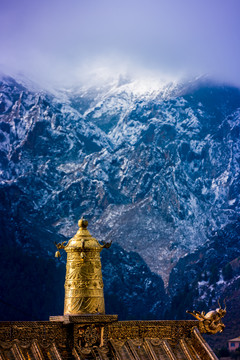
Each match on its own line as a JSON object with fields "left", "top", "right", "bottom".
{"left": 0, "top": 73, "right": 240, "bottom": 284}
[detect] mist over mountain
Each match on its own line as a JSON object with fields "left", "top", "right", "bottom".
{"left": 1, "top": 0, "right": 240, "bottom": 87}
{"left": 0, "top": 74, "right": 240, "bottom": 343}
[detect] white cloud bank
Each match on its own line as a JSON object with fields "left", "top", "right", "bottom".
{"left": 0, "top": 0, "right": 239, "bottom": 87}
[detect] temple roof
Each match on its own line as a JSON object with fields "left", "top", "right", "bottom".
{"left": 228, "top": 336, "right": 240, "bottom": 342}
{"left": 0, "top": 317, "right": 219, "bottom": 360}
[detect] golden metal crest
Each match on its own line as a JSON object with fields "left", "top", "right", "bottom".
{"left": 55, "top": 218, "right": 111, "bottom": 315}
{"left": 186, "top": 300, "right": 226, "bottom": 334}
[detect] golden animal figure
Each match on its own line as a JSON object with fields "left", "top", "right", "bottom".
{"left": 54, "top": 241, "right": 67, "bottom": 258}
{"left": 186, "top": 300, "right": 226, "bottom": 334}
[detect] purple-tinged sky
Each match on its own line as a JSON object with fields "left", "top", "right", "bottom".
{"left": 0, "top": 0, "right": 240, "bottom": 87}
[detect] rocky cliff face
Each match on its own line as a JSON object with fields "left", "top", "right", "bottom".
{"left": 0, "top": 74, "right": 240, "bottom": 326}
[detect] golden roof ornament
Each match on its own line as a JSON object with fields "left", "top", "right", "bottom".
{"left": 55, "top": 217, "right": 111, "bottom": 315}
{"left": 186, "top": 299, "right": 227, "bottom": 334}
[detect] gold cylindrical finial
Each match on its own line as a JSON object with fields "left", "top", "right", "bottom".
{"left": 63, "top": 217, "right": 111, "bottom": 315}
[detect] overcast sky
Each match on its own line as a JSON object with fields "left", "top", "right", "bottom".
{"left": 0, "top": 0, "right": 240, "bottom": 87}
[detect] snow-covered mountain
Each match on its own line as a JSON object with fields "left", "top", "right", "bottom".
{"left": 0, "top": 74, "right": 240, "bottom": 332}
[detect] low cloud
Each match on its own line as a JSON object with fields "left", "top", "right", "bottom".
{"left": 0, "top": 0, "right": 240, "bottom": 87}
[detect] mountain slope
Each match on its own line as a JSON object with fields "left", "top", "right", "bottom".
{"left": 0, "top": 74, "right": 240, "bottom": 334}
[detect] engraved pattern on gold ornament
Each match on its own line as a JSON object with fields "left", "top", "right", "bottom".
{"left": 65, "top": 296, "right": 105, "bottom": 314}
{"left": 64, "top": 283, "right": 88, "bottom": 291}
{"left": 65, "top": 288, "right": 104, "bottom": 297}
{"left": 66, "top": 267, "right": 83, "bottom": 281}
{"left": 67, "top": 253, "right": 84, "bottom": 261}
{"left": 65, "top": 268, "right": 102, "bottom": 282}
{"left": 75, "top": 325, "right": 101, "bottom": 348}
{"left": 64, "top": 280, "right": 104, "bottom": 291}
{"left": 66, "top": 248, "right": 102, "bottom": 255}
